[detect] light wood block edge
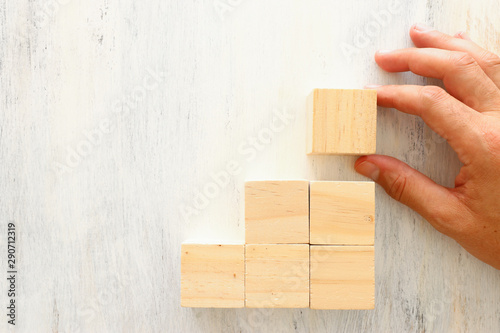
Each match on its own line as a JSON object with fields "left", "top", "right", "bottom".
{"left": 309, "top": 245, "right": 374, "bottom": 310}
{"left": 306, "top": 88, "right": 377, "bottom": 155}
{"left": 245, "top": 244, "right": 310, "bottom": 308}
{"left": 310, "top": 181, "right": 375, "bottom": 246}
{"left": 181, "top": 243, "right": 245, "bottom": 308}
{"left": 245, "top": 180, "right": 310, "bottom": 244}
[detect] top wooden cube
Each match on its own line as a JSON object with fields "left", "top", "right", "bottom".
{"left": 307, "top": 89, "right": 377, "bottom": 155}
{"left": 245, "top": 180, "right": 309, "bottom": 244}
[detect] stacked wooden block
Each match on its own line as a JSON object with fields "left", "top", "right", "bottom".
{"left": 309, "top": 181, "right": 375, "bottom": 310}
{"left": 244, "top": 181, "right": 310, "bottom": 308}
{"left": 181, "top": 89, "right": 377, "bottom": 310}
{"left": 307, "top": 89, "right": 377, "bottom": 155}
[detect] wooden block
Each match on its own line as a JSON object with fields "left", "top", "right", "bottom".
{"left": 310, "top": 246, "right": 374, "bottom": 310}
{"left": 310, "top": 181, "right": 375, "bottom": 245}
{"left": 307, "top": 89, "right": 377, "bottom": 155}
{"left": 245, "top": 244, "right": 309, "bottom": 308}
{"left": 245, "top": 180, "right": 309, "bottom": 244}
{"left": 181, "top": 244, "right": 244, "bottom": 308}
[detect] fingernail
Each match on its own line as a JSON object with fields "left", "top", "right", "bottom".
{"left": 377, "top": 49, "right": 393, "bottom": 55}
{"left": 356, "top": 161, "right": 380, "bottom": 181}
{"left": 364, "top": 84, "right": 381, "bottom": 89}
{"left": 413, "top": 23, "right": 433, "bottom": 32}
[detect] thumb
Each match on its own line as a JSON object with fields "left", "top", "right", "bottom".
{"left": 354, "top": 155, "right": 456, "bottom": 226}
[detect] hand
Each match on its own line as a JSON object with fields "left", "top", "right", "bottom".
{"left": 355, "top": 23, "right": 500, "bottom": 270}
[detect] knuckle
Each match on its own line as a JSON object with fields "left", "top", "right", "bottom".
{"left": 387, "top": 173, "right": 408, "bottom": 203}
{"left": 477, "top": 50, "right": 500, "bottom": 70}
{"left": 449, "top": 51, "right": 478, "bottom": 70}
{"left": 443, "top": 198, "right": 477, "bottom": 237}
{"left": 428, "top": 195, "right": 470, "bottom": 237}
{"left": 482, "top": 121, "right": 500, "bottom": 154}
{"left": 428, "top": 210, "right": 454, "bottom": 234}
{"left": 419, "top": 85, "right": 447, "bottom": 105}
{"left": 446, "top": 219, "right": 474, "bottom": 239}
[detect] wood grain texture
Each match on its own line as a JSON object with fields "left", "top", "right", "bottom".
{"left": 245, "top": 180, "right": 309, "bottom": 244}
{"left": 181, "top": 244, "right": 244, "bottom": 308}
{"left": 310, "top": 181, "right": 375, "bottom": 245}
{"left": 310, "top": 246, "right": 374, "bottom": 310}
{"left": 245, "top": 244, "right": 309, "bottom": 308}
{"left": 307, "top": 89, "right": 377, "bottom": 155}
{"left": 1, "top": 0, "right": 500, "bottom": 332}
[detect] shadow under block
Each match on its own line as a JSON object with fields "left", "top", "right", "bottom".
{"left": 307, "top": 89, "right": 377, "bottom": 155}
{"left": 245, "top": 244, "right": 309, "bottom": 308}
{"left": 310, "top": 246, "right": 374, "bottom": 310}
{"left": 181, "top": 244, "right": 244, "bottom": 308}
{"left": 245, "top": 180, "right": 309, "bottom": 244}
{"left": 310, "top": 181, "right": 375, "bottom": 245}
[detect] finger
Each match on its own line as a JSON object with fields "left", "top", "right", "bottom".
{"left": 375, "top": 48, "right": 500, "bottom": 112}
{"left": 453, "top": 31, "right": 471, "bottom": 41}
{"left": 372, "top": 84, "right": 485, "bottom": 164}
{"left": 410, "top": 24, "right": 500, "bottom": 88}
{"left": 355, "top": 155, "right": 462, "bottom": 235}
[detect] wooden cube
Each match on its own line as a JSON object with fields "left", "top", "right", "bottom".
{"left": 307, "top": 89, "right": 377, "bottom": 155}
{"left": 310, "top": 181, "right": 375, "bottom": 245}
{"left": 245, "top": 244, "right": 309, "bottom": 308}
{"left": 181, "top": 244, "right": 244, "bottom": 308}
{"left": 310, "top": 246, "right": 374, "bottom": 310}
{"left": 245, "top": 180, "right": 309, "bottom": 244}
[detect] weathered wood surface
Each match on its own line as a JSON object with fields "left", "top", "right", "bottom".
{"left": 1, "top": 0, "right": 499, "bottom": 331}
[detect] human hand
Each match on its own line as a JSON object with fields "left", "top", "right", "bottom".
{"left": 355, "top": 24, "right": 500, "bottom": 270}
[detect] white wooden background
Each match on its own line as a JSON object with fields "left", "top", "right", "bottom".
{"left": 1, "top": 0, "right": 500, "bottom": 332}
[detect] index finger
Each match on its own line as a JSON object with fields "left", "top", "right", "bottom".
{"left": 371, "top": 84, "right": 487, "bottom": 165}
{"left": 375, "top": 48, "right": 500, "bottom": 113}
